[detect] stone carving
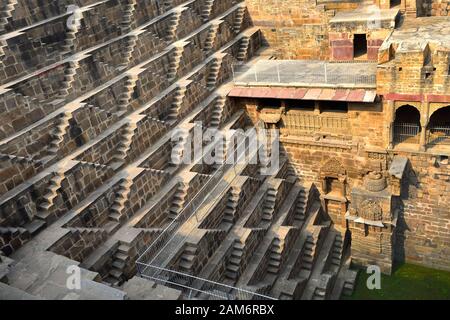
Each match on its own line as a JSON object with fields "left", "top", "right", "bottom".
{"left": 359, "top": 199, "right": 383, "bottom": 221}
{"left": 364, "top": 171, "right": 387, "bottom": 192}
{"left": 320, "top": 158, "right": 346, "bottom": 177}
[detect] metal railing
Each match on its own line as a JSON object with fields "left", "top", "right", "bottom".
{"left": 136, "top": 129, "right": 276, "bottom": 300}
{"left": 136, "top": 139, "right": 233, "bottom": 267}
{"left": 427, "top": 125, "right": 450, "bottom": 146}
{"left": 232, "top": 61, "right": 377, "bottom": 87}
{"left": 393, "top": 123, "right": 420, "bottom": 144}
{"left": 137, "top": 265, "right": 276, "bottom": 300}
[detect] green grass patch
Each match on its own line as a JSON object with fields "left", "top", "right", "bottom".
{"left": 343, "top": 263, "right": 450, "bottom": 300}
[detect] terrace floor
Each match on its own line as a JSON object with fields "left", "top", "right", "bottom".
{"left": 233, "top": 60, "right": 377, "bottom": 89}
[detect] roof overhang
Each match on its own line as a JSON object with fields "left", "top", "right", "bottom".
{"left": 228, "top": 87, "right": 377, "bottom": 103}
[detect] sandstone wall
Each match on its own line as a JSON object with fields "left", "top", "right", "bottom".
{"left": 394, "top": 151, "right": 450, "bottom": 271}
{"left": 240, "top": 97, "right": 450, "bottom": 271}
{"left": 245, "top": 0, "right": 330, "bottom": 59}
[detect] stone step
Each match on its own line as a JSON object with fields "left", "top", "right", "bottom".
{"left": 117, "top": 245, "right": 130, "bottom": 254}
{"left": 229, "top": 257, "right": 240, "bottom": 266}
{"left": 267, "top": 266, "right": 278, "bottom": 274}
{"left": 112, "top": 260, "right": 126, "bottom": 270}
{"left": 179, "top": 260, "right": 193, "bottom": 270}
{"left": 110, "top": 268, "right": 123, "bottom": 279}
{"left": 115, "top": 253, "right": 129, "bottom": 262}
{"left": 226, "top": 264, "right": 239, "bottom": 272}
{"left": 268, "top": 260, "right": 280, "bottom": 267}
{"left": 181, "top": 254, "right": 195, "bottom": 263}
{"left": 23, "top": 219, "right": 46, "bottom": 236}
{"left": 103, "top": 221, "right": 120, "bottom": 234}
{"left": 104, "top": 276, "right": 120, "bottom": 286}
{"left": 225, "top": 271, "right": 237, "bottom": 280}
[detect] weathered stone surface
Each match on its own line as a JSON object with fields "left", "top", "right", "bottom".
{"left": 0, "top": 0, "right": 449, "bottom": 302}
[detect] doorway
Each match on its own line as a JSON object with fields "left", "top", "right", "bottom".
{"left": 353, "top": 34, "right": 367, "bottom": 60}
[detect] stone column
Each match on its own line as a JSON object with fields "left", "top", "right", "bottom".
{"left": 419, "top": 101, "right": 429, "bottom": 152}
{"left": 387, "top": 100, "right": 395, "bottom": 149}
{"left": 419, "top": 121, "right": 427, "bottom": 152}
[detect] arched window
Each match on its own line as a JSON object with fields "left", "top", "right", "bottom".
{"left": 427, "top": 106, "right": 450, "bottom": 146}
{"left": 393, "top": 105, "right": 421, "bottom": 144}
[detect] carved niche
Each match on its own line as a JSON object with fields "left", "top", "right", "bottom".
{"left": 320, "top": 158, "right": 346, "bottom": 178}
{"left": 320, "top": 158, "right": 347, "bottom": 197}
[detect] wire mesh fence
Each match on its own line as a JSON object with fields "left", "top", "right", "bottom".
{"left": 136, "top": 128, "right": 277, "bottom": 300}
{"left": 136, "top": 264, "right": 277, "bottom": 300}
{"left": 427, "top": 125, "right": 450, "bottom": 145}
{"left": 232, "top": 60, "right": 377, "bottom": 87}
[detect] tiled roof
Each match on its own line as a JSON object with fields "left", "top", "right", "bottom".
{"left": 228, "top": 87, "right": 377, "bottom": 103}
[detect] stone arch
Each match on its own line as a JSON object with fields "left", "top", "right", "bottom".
{"left": 429, "top": 104, "right": 450, "bottom": 119}
{"left": 394, "top": 104, "right": 421, "bottom": 123}
{"left": 394, "top": 101, "right": 421, "bottom": 114}
{"left": 320, "top": 158, "right": 346, "bottom": 197}
{"left": 320, "top": 158, "right": 346, "bottom": 178}
{"left": 393, "top": 105, "right": 421, "bottom": 144}
{"left": 427, "top": 105, "right": 450, "bottom": 146}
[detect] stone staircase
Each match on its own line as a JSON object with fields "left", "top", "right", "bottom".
{"left": 166, "top": 85, "right": 187, "bottom": 122}
{"left": 110, "top": 122, "right": 138, "bottom": 166}
{"left": 233, "top": 5, "right": 246, "bottom": 34}
{"left": 201, "top": 0, "right": 215, "bottom": 22}
{"left": 121, "top": 0, "right": 138, "bottom": 33}
{"left": 118, "top": 74, "right": 139, "bottom": 113}
{"left": 225, "top": 240, "right": 244, "bottom": 280}
{"left": 179, "top": 244, "right": 197, "bottom": 273}
{"left": 341, "top": 270, "right": 357, "bottom": 297}
{"left": 294, "top": 189, "right": 307, "bottom": 223}
{"left": 170, "top": 129, "right": 190, "bottom": 167}
{"left": 0, "top": 39, "right": 7, "bottom": 64}
{"left": 38, "top": 172, "right": 66, "bottom": 212}
{"left": 168, "top": 182, "right": 189, "bottom": 220}
{"left": 312, "top": 285, "right": 327, "bottom": 300}
{"left": 108, "top": 178, "right": 134, "bottom": 223}
{"left": 167, "top": 44, "right": 185, "bottom": 82}
{"left": 300, "top": 235, "right": 316, "bottom": 272}
{"left": 105, "top": 243, "right": 132, "bottom": 286}
{"left": 212, "top": 137, "right": 226, "bottom": 170}
{"left": 237, "top": 36, "right": 250, "bottom": 62}
{"left": 48, "top": 112, "right": 72, "bottom": 155}
{"left": 329, "top": 233, "right": 343, "bottom": 273}
{"left": 267, "top": 238, "right": 282, "bottom": 275}
{"left": 59, "top": 60, "right": 81, "bottom": 97}
{"left": 207, "top": 55, "right": 224, "bottom": 90}
{"left": 61, "top": 9, "right": 83, "bottom": 55}
{"left": 210, "top": 97, "right": 226, "bottom": 129}
{"left": 222, "top": 186, "right": 241, "bottom": 226}
{"left": 261, "top": 186, "right": 277, "bottom": 222}
{"left": 0, "top": 0, "right": 18, "bottom": 32}
{"left": 203, "top": 22, "right": 220, "bottom": 53}
{"left": 121, "top": 34, "right": 139, "bottom": 69}
{"left": 165, "top": 9, "right": 183, "bottom": 42}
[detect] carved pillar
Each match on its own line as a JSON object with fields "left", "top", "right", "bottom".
{"left": 419, "top": 101, "right": 429, "bottom": 152}
{"left": 419, "top": 121, "right": 427, "bottom": 152}
{"left": 387, "top": 100, "right": 395, "bottom": 149}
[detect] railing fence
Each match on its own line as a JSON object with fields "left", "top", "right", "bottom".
{"left": 427, "top": 125, "right": 450, "bottom": 145}
{"left": 393, "top": 123, "right": 420, "bottom": 144}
